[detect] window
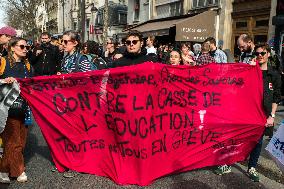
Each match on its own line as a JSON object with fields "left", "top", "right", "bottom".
{"left": 236, "top": 21, "right": 247, "bottom": 28}
{"left": 255, "top": 20, "right": 269, "bottom": 27}
{"left": 86, "top": 19, "right": 90, "bottom": 28}
{"left": 134, "top": 0, "right": 140, "bottom": 21}
{"left": 73, "top": 22, "right": 77, "bottom": 30}
{"left": 170, "top": 1, "right": 182, "bottom": 16}
{"left": 192, "top": 0, "right": 218, "bottom": 8}
{"left": 118, "top": 12, "right": 127, "bottom": 24}
{"left": 156, "top": 1, "right": 182, "bottom": 18}
{"left": 97, "top": 13, "right": 103, "bottom": 25}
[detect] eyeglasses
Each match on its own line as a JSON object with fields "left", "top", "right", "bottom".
{"left": 254, "top": 51, "right": 267, "bottom": 56}
{"left": 63, "top": 40, "right": 73, "bottom": 45}
{"left": 16, "top": 45, "right": 30, "bottom": 50}
{"left": 106, "top": 42, "right": 112, "bottom": 45}
{"left": 125, "top": 40, "right": 139, "bottom": 46}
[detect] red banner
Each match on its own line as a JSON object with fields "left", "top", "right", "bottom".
{"left": 19, "top": 63, "right": 266, "bottom": 186}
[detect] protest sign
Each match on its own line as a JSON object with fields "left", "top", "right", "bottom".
{"left": 19, "top": 62, "right": 266, "bottom": 186}
{"left": 266, "top": 121, "right": 284, "bottom": 173}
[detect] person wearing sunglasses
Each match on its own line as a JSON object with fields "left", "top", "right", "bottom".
{"left": 245, "top": 43, "right": 281, "bottom": 182}
{"left": 0, "top": 37, "right": 33, "bottom": 183}
{"left": 103, "top": 38, "right": 124, "bottom": 68}
{"left": 0, "top": 26, "right": 17, "bottom": 59}
{"left": 58, "top": 30, "right": 94, "bottom": 74}
{"left": 237, "top": 34, "right": 256, "bottom": 64}
{"left": 30, "top": 32, "right": 62, "bottom": 76}
{"left": 215, "top": 43, "right": 282, "bottom": 182}
{"left": 112, "top": 30, "right": 157, "bottom": 68}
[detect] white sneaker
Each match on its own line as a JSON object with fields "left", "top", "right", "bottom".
{"left": 17, "top": 172, "right": 27, "bottom": 182}
{"left": 0, "top": 172, "right": 10, "bottom": 183}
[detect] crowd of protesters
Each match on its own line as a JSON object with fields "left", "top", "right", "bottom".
{"left": 0, "top": 25, "right": 283, "bottom": 184}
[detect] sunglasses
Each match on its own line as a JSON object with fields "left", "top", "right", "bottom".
{"left": 106, "top": 42, "right": 113, "bottom": 45}
{"left": 254, "top": 51, "right": 267, "bottom": 56}
{"left": 63, "top": 40, "right": 73, "bottom": 45}
{"left": 16, "top": 45, "right": 30, "bottom": 50}
{"left": 126, "top": 40, "right": 139, "bottom": 46}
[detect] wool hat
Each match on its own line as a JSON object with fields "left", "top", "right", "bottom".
{"left": 0, "top": 26, "right": 17, "bottom": 37}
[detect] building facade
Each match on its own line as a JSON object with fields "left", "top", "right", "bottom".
{"left": 126, "top": 0, "right": 233, "bottom": 50}
{"left": 57, "top": 0, "right": 127, "bottom": 43}
{"left": 231, "top": 0, "right": 274, "bottom": 56}
{"left": 46, "top": 1, "right": 59, "bottom": 34}
{"left": 273, "top": 0, "right": 284, "bottom": 56}
{"left": 35, "top": 2, "right": 49, "bottom": 33}
{"left": 93, "top": 1, "right": 127, "bottom": 43}
{"left": 58, "top": 0, "right": 73, "bottom": 34}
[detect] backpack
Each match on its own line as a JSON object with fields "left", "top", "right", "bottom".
{"left": 75, "top": 54, "right": 98, "bottom": 71}
{"left": 84, "top": 54, "right": 108, "bottom": 70}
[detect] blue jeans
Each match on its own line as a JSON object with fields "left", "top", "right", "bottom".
{"left": 248, "top": 135, "right": 264, "bottom": 168}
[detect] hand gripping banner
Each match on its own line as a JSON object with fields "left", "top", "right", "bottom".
{"left": 18, "top": 63, "right": 266, "bottom": 186}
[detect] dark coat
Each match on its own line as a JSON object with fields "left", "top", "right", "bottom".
{"left": 262, "top": 66, "right": 282, "bottom": 116}
{"left": 30, "top": 42, "right": 62, "bottom": 76}
{"left": 112, "top": 50, "right": 157, "bottom": 68}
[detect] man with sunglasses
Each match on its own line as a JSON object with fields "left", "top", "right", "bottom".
{"left": 216, "top": 43, "right": 281, "bottom": 182}
{"left": 237, "top": 34, "right": 255, "bottom": 64}
{"left": 0, "top": 26, "right": 17, "bottom": 58}
{"left": 112, "top": 30, "right": 157, "bottom": 68}
{"left": 245, "top": 43, "right": 281, "bottom": 182}
{"left": 30, "top": 32, "right": 62, "bottom": 76}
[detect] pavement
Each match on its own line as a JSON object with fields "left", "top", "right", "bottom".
{"left": 249, "top": 104, "right": 284, "bottom": 184}
{"left": 0, "top": 107, "right": 283, "bottom": 188}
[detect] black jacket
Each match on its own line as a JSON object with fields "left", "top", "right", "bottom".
{"left": 262, "top": 66, "right": 282, "bottom": 116}
{"left": 112, "top": 50, "right": 157, "bottom": 68}
{"left": 30, "top": 42, "right": 62, "bottom": 76}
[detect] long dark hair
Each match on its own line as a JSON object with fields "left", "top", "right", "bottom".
{"left": 7, "top": 37, "right": 30, "bottom": 68}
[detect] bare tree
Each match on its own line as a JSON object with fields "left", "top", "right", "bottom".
{"left": 2, "top": 0, "right": 41, "bottom": 38}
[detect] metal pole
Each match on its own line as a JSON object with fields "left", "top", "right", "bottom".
{"left": 103, "top": 0, "right": 109, "bottom": 49}
{"left": 62, "top": 0, "right": 65, "bottom": 32}
{"left": 81, "top": 0, "right": 86, "bottom": 42}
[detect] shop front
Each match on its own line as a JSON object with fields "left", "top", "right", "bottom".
{"left": 123, "top": 10, "right": 216, "bottom": 45}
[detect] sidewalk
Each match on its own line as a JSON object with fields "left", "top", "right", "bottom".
{"left": 245, "top": 105, "right": 284, "bottom": 184}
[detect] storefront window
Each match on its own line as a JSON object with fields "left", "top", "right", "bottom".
{"left": 255, "top": 20, "right": 269, "bottom": 27}
{"left": 236, "top": 21, "right": 247, "bottom": 28}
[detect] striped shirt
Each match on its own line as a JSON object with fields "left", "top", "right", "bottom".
{"left": 61, "top": 52, "right": 92, "bottom": 73}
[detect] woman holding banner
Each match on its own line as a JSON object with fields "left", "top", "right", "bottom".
{"left": 56, "top": 30, "right": 94, "bottom": 178}
{"left": 0, "top": 37, "right": 33, "bottom": 183}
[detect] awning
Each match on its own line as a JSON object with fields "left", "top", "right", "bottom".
{"left": 126, "top": 17, "right": 187, "bottom": 37}
{"left": 175, "top": 11, "right": 216, "bottom": 42}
